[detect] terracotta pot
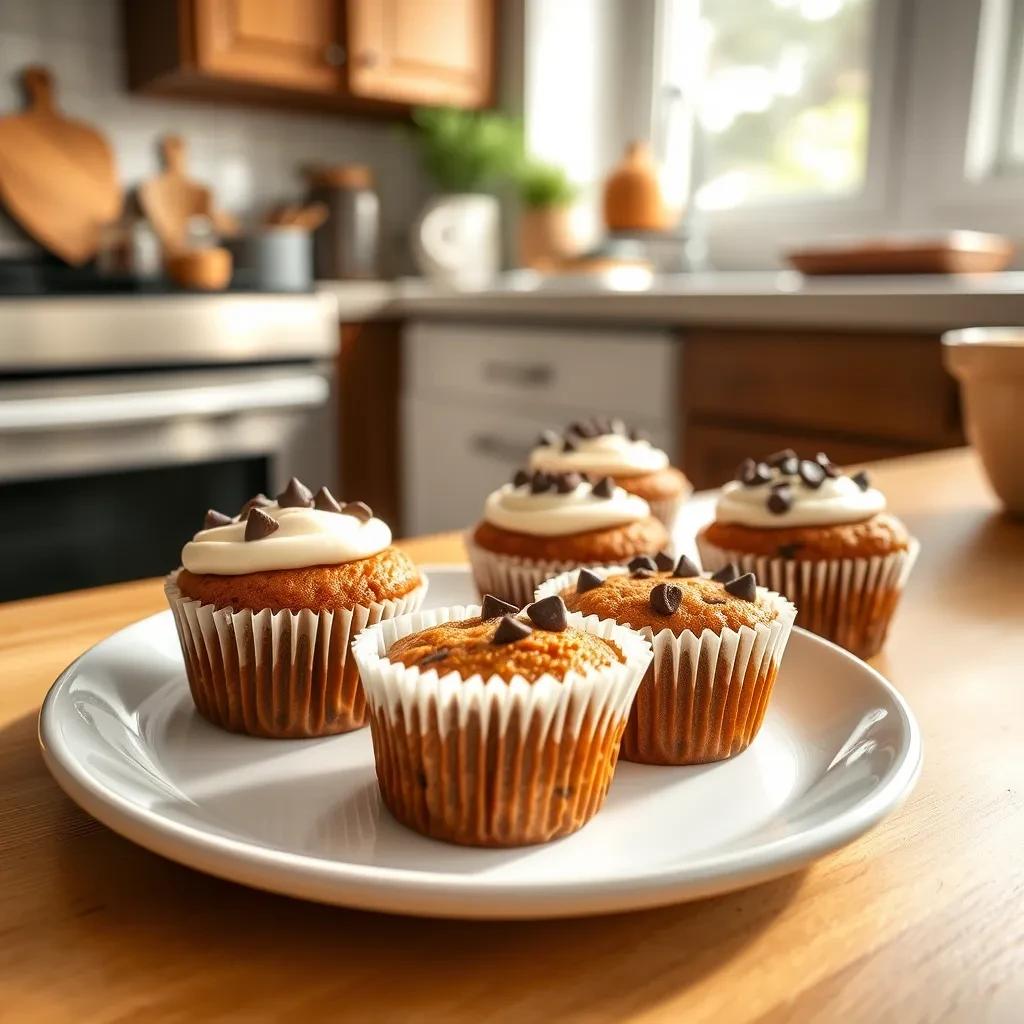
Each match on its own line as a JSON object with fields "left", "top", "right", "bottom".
{"left": 942, "top": 328, "right": 1024, "bottom": 515}
{"left": 517, "top": 204, "right": 580, "bottom": 270}
{"left": 603, "top": 141, "right": 668, "bottom": 232}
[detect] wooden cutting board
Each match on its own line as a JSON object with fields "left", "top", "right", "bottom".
{"left": 138, "top": 135, "right": 238, "bottom": 254}
{"left": 0, "top": 66, "right": 122, "bottom": 265}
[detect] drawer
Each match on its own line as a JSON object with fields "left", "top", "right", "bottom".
{"left": 402, "top": 396, "right": 673, "bottom": 536}
{"left": 683, "top": 330, "right": 962, "bottom": 445}
{"left": 405, "top": 321, "right": 677, "bottom": 420}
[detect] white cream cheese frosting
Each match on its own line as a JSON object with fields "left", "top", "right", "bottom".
{"left": 484, "top": 479, "right": 650, "bottom": 536}
{"left": 182, "top": 502, "right": 392, "bottom": 575}
{"left": 530, "top": 432, "right": 669, "bottom": 478}
{"left": 716, "top": 458, "right": 886, "bottom": 529}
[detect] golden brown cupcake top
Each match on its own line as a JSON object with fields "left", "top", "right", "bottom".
{"left": 387, "top": 595, "right": 623, "bottom": 683}
{"left": 561, "top": 559, "right": 779, "bottom": 636}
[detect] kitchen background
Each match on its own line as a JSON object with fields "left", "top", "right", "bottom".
{"left": 2, "top": 0, "right": 1022, "bottom": 602}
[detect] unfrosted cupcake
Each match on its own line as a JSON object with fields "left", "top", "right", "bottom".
{"left": 466, "top": 468, "right": 669, "bottom": 606}
{"left": 537, "top": 561, "right": 795, "bottom": 765}
{"left": 352, "top": 593, "right": 653, "bottom": 846}
{"left": 166, "top": 477, "right": 427, "bottom": 738}
{"left": 529, "top": 417, "right": 690, "bottom": 530}
{"left": 696, "top": 451, "right": 919, "bottom": 659}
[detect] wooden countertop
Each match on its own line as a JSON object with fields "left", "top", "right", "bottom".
{"left": 2, "top": 449, "right": 1022, "bottom": 1021}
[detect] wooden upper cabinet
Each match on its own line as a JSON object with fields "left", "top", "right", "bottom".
{"left": 346, "top": 0, "right": 494, "bottom": 108}
{"left": 191, "top": 0, "right": 344, "bottom": 93}
{"left": 125, "top": 0, "right": 496, "bottom": 112}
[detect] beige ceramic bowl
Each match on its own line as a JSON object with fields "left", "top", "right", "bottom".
{"left": 943, "top": 328, "right": 1024, "bottom": 515}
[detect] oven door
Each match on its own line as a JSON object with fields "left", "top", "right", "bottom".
{"left": 0, "top": 363, "right": 335, "bottom": 601}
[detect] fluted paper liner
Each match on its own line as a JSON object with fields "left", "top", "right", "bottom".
{"left": 165, "top": 572, "right": 428, "bottom": 738}
{"left": 696, "top": 535, "right": 919, "bottom": 660}
{"left": 536, "top": 567, "right": 797, "bottom": 766}
{"left": 352, "top": 605, "right": 653, "bottom": 847}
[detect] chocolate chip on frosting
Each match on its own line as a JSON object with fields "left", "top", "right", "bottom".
{"left": 767, "top": 484, "right": 794, "bottom": 514}
{"left": 563, "top": 437, "right": 578, "bottom": 453}
{"left": 577, "top": 568, "right": 604, "bottom": 593}
{"left": 531, "top": 470, "right": 553, "bottom": 494}
{"left": 628, "top": 555, "right": 658, "bottom": 573}
{"left": 538, "top": 429, "right": 560, "bottom": 447}
{"left": 628, "top": 427, "right": 648, "bottom": 443}
{"left": 655, "top": 550, "right": 676, "bottom": 571}
{"left": 313, "top": 486, "right": 343, "bottom": 513}
{"left": 492, "top": 615, "right": 532, "bottom": 645}
{"left": 724, "top": 572, "right": 757, "bottom": 602}
{"left": 736, "top": 457, "right": 772, "bottom": 487}
{"left": 851, "top": 470, "right": 871, "bottom": 491}
{"left": 481, "top": 594, "right": 519, "bottom": 620}
{"left": 710, "top": 562, "right": 740, "bottom": 583}
{"left": 277, "top": 477, "right": 313, "bottom": 508}
{"left": 244, "top": 507, "right": 279, "bottom": 541}
{"left": 513, "top": 469, "right": 530, "bottom": 488}
{"left": 815, "top": 452, "right": 840, "bottom": 478}
{"left": 779, "top": 456, "right": 799, "bottom": 476}
{"left": 203, "top": 509, "right": 233, "bottom": 529}
{"left": 569, "top": 420, "right": 598, "bottom": 439}
{"left": 798, "top": 459, "right": 826, "bottom": 489}
{"left": 527, "top": 595, "right": 568, "bottom": 632}
{"left": 342, "top": 500, "right": 373, "bottom": 522}
{"left": 650, "top": 582, "right": 682, "bottom": 616}
{"left": 555, "top": 471, "right": 581, "bottom": 494}
{"left": 591, "top": 476, "right": 615, "bottom": 499}
{"left": 766, "top": 448, "right": 797, "bottom": 468}
{"left": 239, "top": 493, "right": 271, "bottom": 519}
{"left": 672, "top": 554, "right": 701, "bottom": 578}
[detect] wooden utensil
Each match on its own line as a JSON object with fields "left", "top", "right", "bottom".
{"left": 0, "top": 65, "right": 122, "bottom": 265}
{"left": 264, "top": 201, "right": 328, "bottom": 231}
{"left": 138, "top": 135, "right": 239, "bottom": 254}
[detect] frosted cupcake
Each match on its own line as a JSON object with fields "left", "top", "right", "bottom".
{"left": 466, "top": 468, "right": 669, "bottom": 606}
{"left": 529, "top": 417, "right": 690, "bottom": 530}
{"left": 165, "top": 478, "right": 427, "bottom": 738}
{"left": 696, "top": 451, "right": 919, "bottom": 658}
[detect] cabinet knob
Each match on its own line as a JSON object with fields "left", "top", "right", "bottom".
{"left": 357, "top": 51, "right": 379, "bottom": 68}
{"left": 324, "top": 43, "right": 346, "bottom": 67}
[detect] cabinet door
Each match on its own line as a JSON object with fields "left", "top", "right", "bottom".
{"left": 346, "top": 0, "right": 494, "bottom": 108}
{"left": 192, "top": 0, "right": 344, "bottom": 92}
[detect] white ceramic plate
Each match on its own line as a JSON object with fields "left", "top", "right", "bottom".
{"left": 39, "top": 566, "right": 921, "bottom": 920}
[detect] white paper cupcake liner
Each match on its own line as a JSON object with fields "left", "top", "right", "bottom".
{"left": 352, "top": 605, "right": 653, "bottom": 847}
{"left": 165, "top": 572, "right": 428, "bottom": 738}
{"left": 536, "top": 566, "right": 797, "bottom": 765}
{"left": 696, "top": 534, "right": 920, "bottom": 660}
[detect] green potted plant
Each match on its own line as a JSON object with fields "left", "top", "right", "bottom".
{"left": 409, "top": 107, "right": 522, "bottom": 288}
{"left": 515, "top": 159, "right": 580, "bottom": 270}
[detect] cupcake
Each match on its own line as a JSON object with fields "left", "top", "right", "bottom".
{"left": 352, "top": 593, "right": 653, "bottom": 846}
{"left": 695, "top": 451, "right": 919, "bottom": 659}
{"left": 466, "top": 468, "right": 669, "bottom": 607}
{"left": 537, "top": 561, "right": 796, "bottom": 765}
{"left": 529, "top": 417, "right": 691, "bottom": 530}
{"left": 165, "top": 477, "right": 427, "bottom": 738}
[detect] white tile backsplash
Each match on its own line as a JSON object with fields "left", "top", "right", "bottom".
{"left": 0, "top": 0, "right": 430, "bottom": 273}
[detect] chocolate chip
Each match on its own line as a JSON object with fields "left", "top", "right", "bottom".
{"left": 492, "top": 615, "right": 532, "bottom": 645}
{"left": 562, "top": 437, "right": 577, "bottom": 453}
{"left": 778, "top": 543, "right": 803, "bottom": 558}
{"left": 735, "top": 457, "right": 755, "bottom": 482}
{"left": 569, "top": 420, "right": 598, "bottom": 439}
{"left": 538, "top": 429, "right": 560, "bottom": 447}
{"left": 512, "top": 469, "right": 530, "bottom": 487}
{"left": 313, "top": 486, "right": 342, "bottom": 513}
{"left": 555, "top": 472, "right": 582, "bottom": 493}
{"left": 798, "top": 459, "right": 826, "bottom": 489}
{"left": 711, "top": 562, "right": 739, "bottom": 583}
{"left": 628, "top": 427, "right": 649, "bottom": 443}
{"left": 778, "top": 456, "right": 799, "bottom": 476}
{"left": 244, "top": 507, "right": 279, "bottom": 541}
{"left": 766, "top": 448, "right": 797, "bottom": 467}
{"left": 737, "top": 458, "right": 773, "bottom": 487}
{"left": 650, "top": 582, "right": 682, "bottom": 616}
{"left": 672, "top": 555, "right": 701, "bottom": 578}
{"left": 594, "top": 416, "right": 613, "bottom": 435}
{"left": 851, "top": 470, "right": 871, "bottom": 491}
{"left": 724, "top": 572, "right": 757, "bottom": 601}
{"left": 577, "top": 568, "right": 604, "bottom": 593}
{"left": 628, "top": 555, "right": 658, "bottom": 572}
{"left": 418, "top": 648, "right": 450, "bottom": 667}
{"left": 592, "top": 476, "right": 615, "bottom": 498}
{"left": 527, "top": 595, "right": 568, "bottom": 632}
{"left": 655, "top": 550, "right": 675, "bottom": 571}
{"left": 239, "top": 493, "right": 271, "bottom": 519}
{"left": 632, "top": 568, "right": 656, "bottom": 579}
{"left": 530, "top": 470, "right": 553, "bottom": 494}
{"left": 815, "top": 452, "right": 840, "bottom": 478}
{"left": 342, "top": 500, "right": 373, "bottom": 522}
{"left": 767, "top": 486, "right": 793, "bottom": 514}
{"left": 609, "top": 417, "right": 626, "bottom": 435}
{"left": 481, "top": 594, "right": 519, "bottom": 619}
{"left": 277, "top": 477, "right": 312, "bottom": 508}
{"left": 203, "top": 509, "right": 233, "bottom": 529}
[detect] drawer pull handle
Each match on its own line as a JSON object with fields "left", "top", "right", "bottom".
{"left": 469, "top": 434, "right": 533, "bottom": 462}
{"left": 481, "top": 360, "right": 554, "bottom": 387}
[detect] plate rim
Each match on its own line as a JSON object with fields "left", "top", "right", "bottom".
{"left": 37, "top": 565, "right": 923, "bottom": 918}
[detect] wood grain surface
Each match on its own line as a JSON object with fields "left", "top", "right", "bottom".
{"left": 2, "top": 451, "right": 1022, "bottom": 1023}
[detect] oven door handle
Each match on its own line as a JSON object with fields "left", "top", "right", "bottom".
{"left": 0, "top": 376, "right": 330, "bottom": 432}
